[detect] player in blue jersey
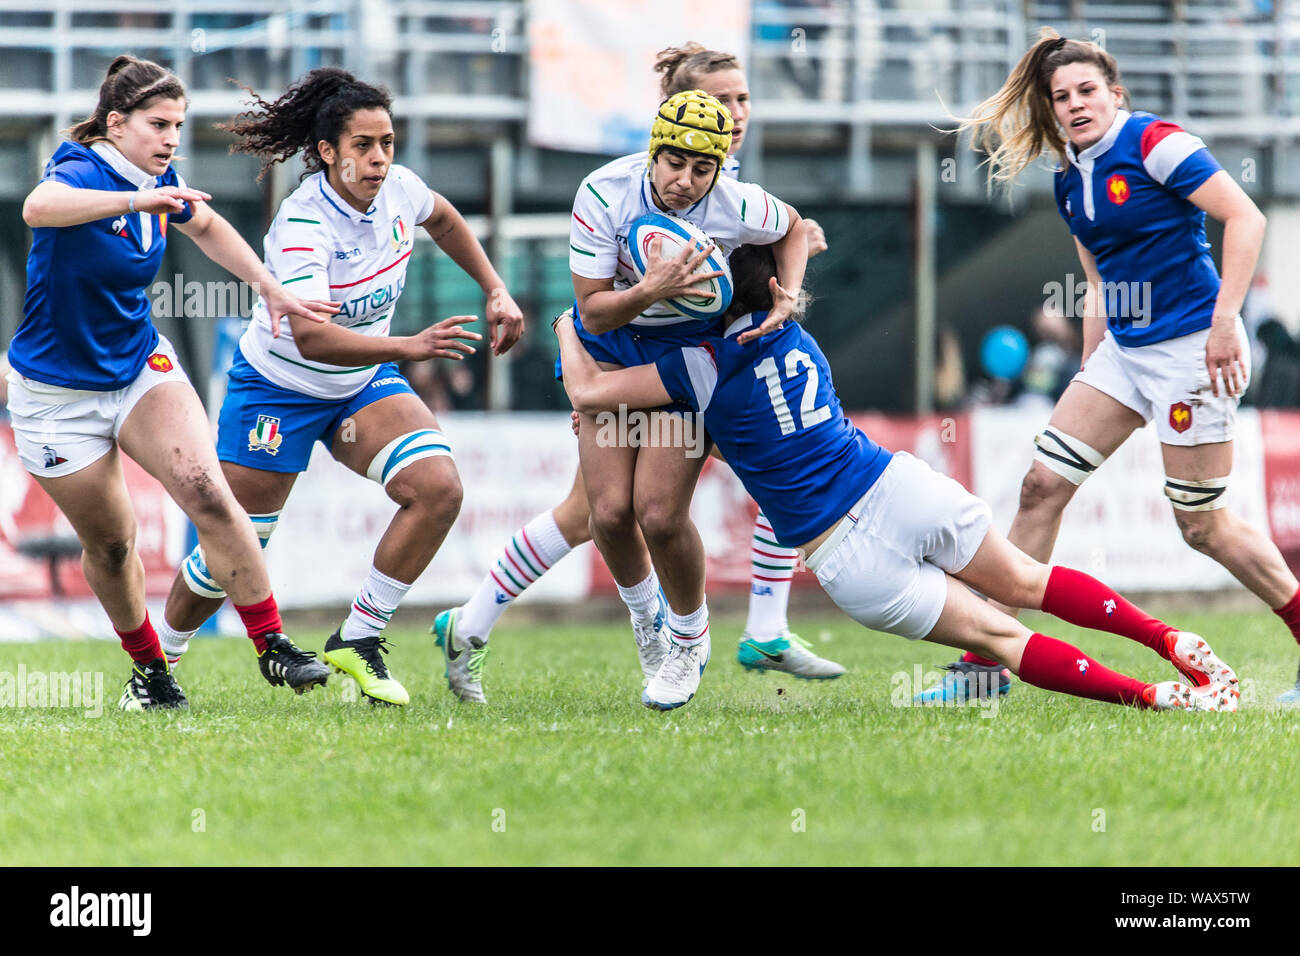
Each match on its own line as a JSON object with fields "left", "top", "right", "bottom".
{"left": 149, "top": 68, "right": 524, "bottom": 706}
{"left": 917, "top": 29, "right": 1300, "bottom": 705}
{"left": 434, "top": 46, "right": 842, "bottom": 708}
{"left": 9, "top": 55, "right": 341, "bottom": 709}
{"left": 554, "top": 243, "right": 1240, "bottom": 713}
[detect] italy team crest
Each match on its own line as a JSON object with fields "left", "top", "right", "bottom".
{"left": 248, "top": 415, "right": 284, "bottom": 455}
{"left": 1106, "top": 174, "right": 1130, "bottom": 205}
{"left": 391, "top": 215, "right": 409, "bottom": 252}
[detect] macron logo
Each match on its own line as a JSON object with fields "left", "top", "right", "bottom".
{"left": 50, "top": 886, "right": 151, "bottom": 936}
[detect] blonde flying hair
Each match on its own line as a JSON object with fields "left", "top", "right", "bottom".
{"left": 959, "top": 28, "right": 1127, "bottom": 188}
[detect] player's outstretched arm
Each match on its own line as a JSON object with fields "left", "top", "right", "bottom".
{"left": 291, "top": 313, "right": 480, "bottom": 367}
{"left": 422, "top": 192, "right": 524, "bottom": 355}
{"left": 175, "top": 201, "right": 339, "bottom": 338}
{"left": 22, "top": 181, "right": 211, "bottom": 228}
{"left": 553, "top": 311, "right": 672, "bottom": 413}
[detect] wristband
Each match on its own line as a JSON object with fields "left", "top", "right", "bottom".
{"left": 129, "top": 194, "right": 136, "bottom": 214}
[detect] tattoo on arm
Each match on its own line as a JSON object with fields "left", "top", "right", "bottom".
{"left": 430, "top": 221, "right": 458, "bottom": 242}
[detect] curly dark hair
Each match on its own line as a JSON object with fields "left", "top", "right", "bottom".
{"left": 220, "top": 67, "right": 392, "bottom": 180}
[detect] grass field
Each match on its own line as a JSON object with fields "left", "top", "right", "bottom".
{"left": 2, "top": 606, "right": 1298, "bottom": 866}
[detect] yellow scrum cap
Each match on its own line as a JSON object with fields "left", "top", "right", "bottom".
{"left": 648, "top": 89, "right": 733, "bottom": 189}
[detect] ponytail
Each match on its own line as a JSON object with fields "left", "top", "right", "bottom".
{"left": 957, "top": 27, "right": 1126, "bottom": 188}
{"left": 654, "top": 42, "right": 742, "bottom": 100}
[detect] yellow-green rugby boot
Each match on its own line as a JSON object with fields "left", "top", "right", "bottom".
{"left": 322, "top": 631, "right": 410, "bottom": 706}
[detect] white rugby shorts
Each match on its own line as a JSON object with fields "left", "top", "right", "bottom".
{"left": 1074, "top": 317, "right": 1249, "bottom": 447}
{"left": 6, "top": 335, "right": 191, "bottom": 478}
{"left": 803, "top": 451, "right": 992, "bottom": 641}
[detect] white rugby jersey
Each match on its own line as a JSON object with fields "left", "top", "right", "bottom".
{"left": 568, "top": 152, "right": 790, "bottom": 329}
{"left": 239, "top": 165, "right": 435, "bottom": 399}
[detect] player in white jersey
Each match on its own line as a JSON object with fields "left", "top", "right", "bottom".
{"left": 153, "top": 68, "right": 523, "bottom": 706}
{"left": 568, "top": 89, "right": 808, "bottom": 709}
{"left": 434, "top": 44, "right": 841, "bottom": 707}
{"left": 12, "top": 56, "right": 337, "bottom": 709}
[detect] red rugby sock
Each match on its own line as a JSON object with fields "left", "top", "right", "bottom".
{"left": 1274, "top": 586, "right": 1300, "bottom": 646}
{"left": 234, "top": 594, "right": 282, "bottom": 654}
{"left": 1041, "top": 566, "right": 1174, "bottom": 659}
{"left": 961, "top": 651, "right": 1001, "bottom": 668}
{"left": 116, "top": 613, "right": 164, "bottom": 664}
{"left": 1017, "top": 633, "right": 1151, "bottom": 708}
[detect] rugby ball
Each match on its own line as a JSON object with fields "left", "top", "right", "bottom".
{"left": 626, "top": 212, "right": 733, "bottom": 320}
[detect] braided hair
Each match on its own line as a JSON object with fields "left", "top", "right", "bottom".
{"left": 68, "top": 55, "right": 187, "bottom": 144}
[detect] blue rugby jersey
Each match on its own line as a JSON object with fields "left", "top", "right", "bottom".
{"left": 1054, "top": 110, "right": 1223, "bottom": 347}
{"left": 655, "top": 315, "right": 892, "bottom": 547}
{"left": 12, "top": 141, "right": 193, "bottom": 390}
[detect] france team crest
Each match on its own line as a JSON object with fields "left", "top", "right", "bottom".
{"left": 248, "top": 415, "right": 284, "bottom": 455}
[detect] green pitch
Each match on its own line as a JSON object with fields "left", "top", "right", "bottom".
{"left": 1, "top": 607, "right": 1297, "bottom": 866}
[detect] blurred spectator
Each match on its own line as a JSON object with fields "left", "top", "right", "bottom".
{"left": 1253, "top": 320, "right": 1300, "bottom": 408}
{"left": 401, "top": 359, "right": 477, "bottom": 413}
{"left": 1021, "top": 304, "right": 1081, "bottom": 403}
{"left": 933, "top": 324, "right": 966, "bottom": 410}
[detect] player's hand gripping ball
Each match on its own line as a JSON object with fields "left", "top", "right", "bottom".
{"left": 627, "top": 212, "right": 733, "bottom": 321}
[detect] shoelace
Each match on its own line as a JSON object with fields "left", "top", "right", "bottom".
{"left": 363, "top": 637, "right": 394, "bottom": 680}
{"left": 279, "top": 640, "right": 320, "bottom": 664}
{"left": 466, "top": 644, "right": 491, "bottom": 683}
{"left": 140, "top": 663, "right": 185, "bottom": 704}
{"left": 659, "top": 643, "right": 698, "bottom": 687}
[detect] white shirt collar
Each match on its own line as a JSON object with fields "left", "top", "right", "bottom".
{"left": 90, "top": 142, "right": 159, "bottom": 190}
{"left": 1066, "top": 108, "right": 1131, "bottom": 168}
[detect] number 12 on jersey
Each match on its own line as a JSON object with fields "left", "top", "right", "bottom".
{"left": 754, "top": 349, "right": 831, "bottom": 435}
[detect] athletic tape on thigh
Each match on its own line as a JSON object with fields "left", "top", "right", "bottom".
{"left": 181, "top": 511, "right": 282, "bottom": 599}
{"left": 1033, "top": 427, "right": 1107, "bottom": 486}
{"left": 365, "top": 429, "right": 453, "bottom": 487}
{"left": 1164, "top": 476, "right": 1229, "bottom": 512}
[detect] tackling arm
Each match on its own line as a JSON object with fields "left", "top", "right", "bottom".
{"left": 554, "top": 311, "right": 673, "bottom": 413}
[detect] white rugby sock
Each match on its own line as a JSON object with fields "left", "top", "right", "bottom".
{"left": 158, "top": 617, "right": 198, "bottom": 665}
{"left": 667, "top": 601, "right": 709, "bottom": 646}
{"left": 340, "top": 566, "right": 411, "bottom": 642}
{"left": 458, "top": 510, "right": 572, "bottom": 640}
{"left": 745, "top": 511, "right": 797, "bottom": 640}
{"left": 617, "top": 570, "right": 662, "bottom": 626}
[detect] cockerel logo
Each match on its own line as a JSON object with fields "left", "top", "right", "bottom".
{"left": 1106, "top": 174, "right": 1130, "bottom": 205}
{"left": 1169, "top": 402, "right": 1192, "bottom": 434}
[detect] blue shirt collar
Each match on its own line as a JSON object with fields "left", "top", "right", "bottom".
{"left": 318, "top": 172, "right": 377, "bottom": 222}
